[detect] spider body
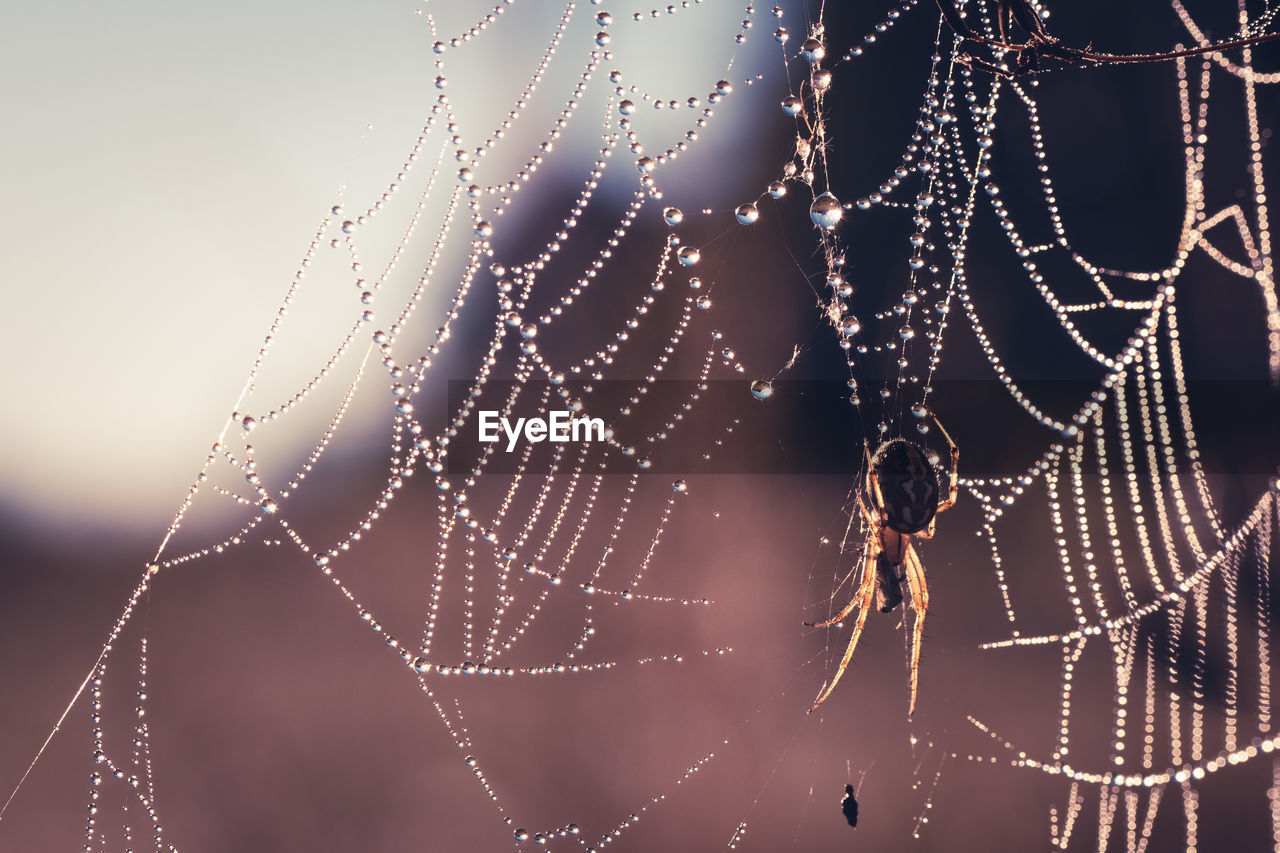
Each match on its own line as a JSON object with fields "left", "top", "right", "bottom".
{"left": 870, "top": 439, "right": 939, "bottom": 535}
{"left": 807, "top": 418, "right": 958, "bottom": 715}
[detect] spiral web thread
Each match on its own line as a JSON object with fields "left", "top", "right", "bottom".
{"left": 791, "top": 0, "right": 1280, "bottom": 848}
{"left": 0, "top": 2, "right": 789, "bottom": 850}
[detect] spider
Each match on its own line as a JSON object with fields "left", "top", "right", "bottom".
{"left": 807, "top": 416, "right": 958, "bottom": 715}
{"left": 935, "top": 0, "right": 1280, "bottom": 78}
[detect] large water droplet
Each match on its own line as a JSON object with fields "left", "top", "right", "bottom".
{"left": 810, "top": 192, "right": 842, "bottom": 228}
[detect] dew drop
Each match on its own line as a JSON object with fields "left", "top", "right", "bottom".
{"left": 810, "top": 192, "right": 842, "bottom": 228}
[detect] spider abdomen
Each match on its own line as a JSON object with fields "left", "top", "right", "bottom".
{"left": 871, "top": 439, "right": 939, "bottom": 535}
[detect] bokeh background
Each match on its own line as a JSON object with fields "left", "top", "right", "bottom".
{"left": 2, "top": 0, "right": 1279, "bottom": 850}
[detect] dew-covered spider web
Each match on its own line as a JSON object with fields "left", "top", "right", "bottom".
{"left": 792, "top": 0, "right": 1280, "bottom": 849}
{"left": 3, "top": 0, "right": 1280, "bottom": 851}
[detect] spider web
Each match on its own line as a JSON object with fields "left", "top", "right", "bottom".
{"left": 3, "top": 0, "right": 1280, "bottom": 851}
{"left": 791, "top": 0, "right": 1280, "bottom": 848}
{"left": 0, "top": 2, "right": 788, "bottom": 849}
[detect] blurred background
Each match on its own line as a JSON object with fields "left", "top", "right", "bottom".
{"left": 2, "top": 0, "right": 1278, "bottom": 850}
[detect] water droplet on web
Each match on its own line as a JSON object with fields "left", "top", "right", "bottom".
{"left": 780, "top": 96, "right": 803, "bottom": 117}
{"left": 810, "top": 192, "right": 842, "bottom": 228}
{"left": 735, "top": 203, "right": 759, "bottom": 224}
{"left": 663, "top": 207, "right": 684, "bottom": 225}
{"left": 750, "top": 380, "right": 773, "bottom": 400}
{"left": 801, "top": 37, "right": 825, "bottom": 63}
{"left": 678, "top": 247, "right": 700, "bottom": 266}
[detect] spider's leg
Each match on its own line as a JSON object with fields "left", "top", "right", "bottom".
{"left": 855, "top": 486, "right": 878, "bottom": 529}
{"left": 808, "top": 537, "right": 880, "bottom": 712}
{"left": 932, "top": 414, "right": 960, "bottom": 513}
{"left": 903, "top": 543, "right": 930, "bottom": 716}
{"left": 861, "top": 440, "right": 879, "bottom": 519}
{"left": 806, "top": 535, "right": 877, "bottom": 629}
{"left": 867, "top": 469, "right": 889, "bottom": 526}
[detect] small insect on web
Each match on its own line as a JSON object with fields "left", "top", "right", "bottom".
{"left": 840, "top": 782, "right": 859, "bottom": 827}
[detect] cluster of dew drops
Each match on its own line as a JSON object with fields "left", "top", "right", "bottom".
{"left": 715, "top": 1, "right": 960, "bottom": 438}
